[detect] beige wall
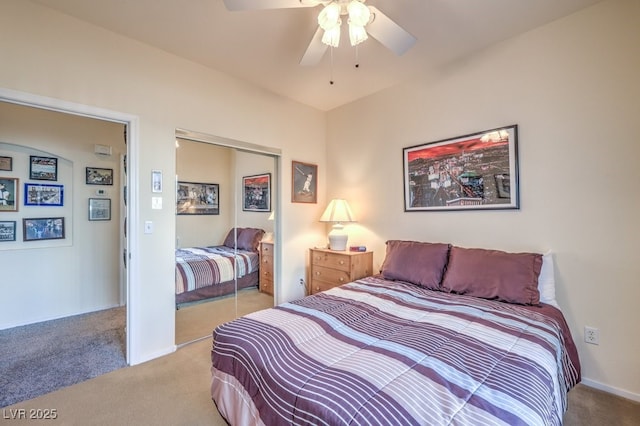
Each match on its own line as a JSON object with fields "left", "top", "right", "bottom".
{"left": 176, "top": 140, "right": 233, "bottom": 248}
{"left": 0, "top": 0, "right": 326, "bottom": 364}
{"left": 326, "top": 0, "right": 640, "bottom": 400}
{"left": 0, "top": 102, "right": 125, "bottom": 328}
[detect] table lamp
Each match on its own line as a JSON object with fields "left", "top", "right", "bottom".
{"left": 319, "top": 199, "right": 355, "bottom": 251}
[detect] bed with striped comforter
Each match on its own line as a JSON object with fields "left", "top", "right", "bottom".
{"left": 211, "top": 276, "right": 580, "bottom": 425}
{"left": 175, "top": 246, "right": 259, "bottom": 295}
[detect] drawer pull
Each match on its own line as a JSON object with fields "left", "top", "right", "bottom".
{"left": 339, "top": 277, "right": 344, "bottom": 282}
{"left": 315, "top": 271, "right": 321, "bottom": 276}
{"left": 339, "top": 260, "right": 345, "bottom": 265}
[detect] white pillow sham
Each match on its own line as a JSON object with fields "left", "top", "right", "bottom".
{"left": 538, "top": 251, "right": 559, "bottom": 308}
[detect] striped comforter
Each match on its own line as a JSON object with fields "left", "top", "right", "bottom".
{"left": 175, "top": 246, "right": 258, "bottom": 295}
{"left": 211, "top": 276, "right": 580, "bottom": 426}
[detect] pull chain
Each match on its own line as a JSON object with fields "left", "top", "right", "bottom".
{"left": 329, "top": 46, "right": 334, "bottom": 85}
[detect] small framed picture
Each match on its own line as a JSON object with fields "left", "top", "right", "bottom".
{"left": 89, "top": 198, "right": 112, "bottom": 221}
{"left": 243, "top": 173, "right": 271, "bottom": 212}
{"left": 23, "top": 217, "right": 65, "bottom": 241}
{"left": 86, "top": 167, "right": 114, "bottom": 185}
{"left": 30, "top": 156, "right": 58, "bottom": 181}
{"left": 292, "top": 161, "right": 317, "bottom": 204}
{"left": 0, "top": 156, "right": 12, "bottom": 171}
{"left": 0, "top": 221, "right": 17, "bottom": 242}
{"left": 152, "top": 170, "right": 163, "bottom": 193}
{"left": 0, "top": 177, "right": 19, "bottom": 212}
{"left": 24, "top": 183, "right": 64, "bottom": 206}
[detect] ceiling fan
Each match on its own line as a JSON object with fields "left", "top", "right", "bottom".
{"left": 222, "top": 0, "right": 417, "bottom": 66}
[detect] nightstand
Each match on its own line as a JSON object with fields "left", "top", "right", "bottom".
{"left": 309, "top": 248, "right": 373, "bottom": 295}
{"left": 259, "top": 241, "right": 274, "bottom": 296}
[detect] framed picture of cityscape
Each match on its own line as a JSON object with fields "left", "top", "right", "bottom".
{"left": 403, "top": 125, "right": 519, "bottom": 211}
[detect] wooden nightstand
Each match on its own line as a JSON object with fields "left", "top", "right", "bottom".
{"left": 259, "top": 241, "right": 274, "bottom": 296}
{"left": 309, "top": 248, "right": 373, "bottom": 295}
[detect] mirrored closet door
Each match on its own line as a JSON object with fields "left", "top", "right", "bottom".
{"left": 174, "top": 135, "right": 278, "bottom": 346}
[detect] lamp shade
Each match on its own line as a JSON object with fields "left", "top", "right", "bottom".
{"left": 320, "top": 199, "right": 355, "bottom": 251}
{"left": 320, "top": 199, "right": 355, "bottom": 223}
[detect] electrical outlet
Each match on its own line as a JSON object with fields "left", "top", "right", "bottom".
{"left": 584, "top": 326, "right": 599, "bottom": 345}
{"left": 299, "top": 278, "right": 305, "bottom": 286}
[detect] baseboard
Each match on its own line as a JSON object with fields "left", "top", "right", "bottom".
{"left": 0, "top": 303, "right": 122, "bottom": 331}
{"left": 581, "top": 377, "right": 640, "bottom": 402}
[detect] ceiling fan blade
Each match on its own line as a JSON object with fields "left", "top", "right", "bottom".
{"left": 366, "top": 6, "right": 417, "bottom": 56}
{"left": 299, "top": 26, "right": 328, "bottom": 66}
{"left": 223, "top": 0, "right": 321, "bottom": 11}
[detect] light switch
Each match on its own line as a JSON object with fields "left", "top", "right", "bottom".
{"left": 152, "top": 197, "right": 162, "bottom": 210}
{"left": 144, "top": 221, "right": 153, "bottom": 234}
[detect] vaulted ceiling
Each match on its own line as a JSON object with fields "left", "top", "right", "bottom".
{"left": 31, "top": 0, "right": 602, "bottom": 111}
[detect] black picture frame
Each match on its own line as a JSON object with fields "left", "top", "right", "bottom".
{"left": 0, "top": 177, "right": 19, "bottom": 212}
{"left": 23, "top": 217, "right": 65, "bottom": 241}
{"left": 0, "top": 221, "right": 16, "bottom": 242}
{"left": 176, "top": 181, "right": 219, "bottom": 215}
{"left": 30, "top": 156, "right": 58, "bottom": 181}
{"left": 291, "top": 161, "right": 317, "bottom": 204}
{"left": 86, "top": 167, "right": 114, "bottom": 185}
{"left": 243, "top": 173, "right": 271, "bottom": 212}
{"left": 0, "top": 156, "right": 12, "bottom": 171}
{"left": 24, "top": 183, "right": 64, "bottom": 206}
{"left": 403, "top": 124, "right": 519, "bottom": 211}
{"left": 89, "top": 198, "right": 111, "bottom": 221}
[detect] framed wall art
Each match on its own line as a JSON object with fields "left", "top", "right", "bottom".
{"left": 291, "top": 161, "right": 317, "bottom": 204}
{"left": 30, "top": 156, "right": 58, "bottom": 181}
{"left": 176, "top": 181, "right": 219, "bottom": 215}
{"left": 403, "top": 124, "right": 519, "bottom": 211}
{"left": 24, "top": 183, "right": 64, "bottom": 206}
{"left": 0, "top": 221, "right": 16, "bottom": 242}
{"left": 23, "top": 217, "right": 65, "bottom": 241}
{"left": 151, "top": 170, "right": 163, "bottom": 193}
{"left": 89, "top": 198, "right": 111, "bottom": 221}
{"left": 0, "top": 177, "right": 19, "bottom": 212}
{"left": 86, "top": 167, "right": 114, "bottom": 185}
{"left": 243, "top": 173, "right": 271, "bottom": 212}
{"left": 0, "top": 156, "right": 12, "bottom": 171}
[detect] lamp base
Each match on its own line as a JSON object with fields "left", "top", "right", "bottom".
{"left": 327, "top": 224, "right": 348, "bottom": 251}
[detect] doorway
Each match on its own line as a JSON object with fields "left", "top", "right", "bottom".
{"left": 0, "top": 88, "right": 137, "bottom": 365}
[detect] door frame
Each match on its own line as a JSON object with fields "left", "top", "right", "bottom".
{"left": 0, "top": 87, "right": 140, "bottom": 365}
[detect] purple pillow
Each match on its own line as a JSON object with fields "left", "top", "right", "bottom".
{"left": 380, "top": 240, "right": 451, "bottom": 290}
{"left": 441, "top": 246, "right": 542, "bottom": 305}
{"left": 223, "top": 228, "right": 244, "bottom": 248}
{"left": 237, "top": 228, "right": 265, "bottom": 252}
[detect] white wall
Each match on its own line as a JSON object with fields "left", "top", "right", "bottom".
{"left": 0, "top": 102, "right": 124, "bottom": 329}
{"left": 326, "top": 0, "right": 640, "bottom": 400}
{"left": 0, "top": 0, "right": 326, "bottom": 364}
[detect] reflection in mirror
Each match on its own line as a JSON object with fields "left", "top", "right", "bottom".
{"left": 174, "top": 138, "right": 275, "bottom": 346}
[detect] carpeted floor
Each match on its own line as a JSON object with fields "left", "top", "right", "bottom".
{"left": 0, "top": 307, "right": 127, "bottom": 408}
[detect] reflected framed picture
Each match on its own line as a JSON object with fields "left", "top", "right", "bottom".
{"left": 89, "top": 198, "right": 111, "bottom": 221}
{"left": 176, "top": 181, "right": 219, "bottom": 215}
{"left": 0, "top": 221, "right": 16, "bottom": 242}
{"left": 292, "top": 161, "right": 317, "bottom": 204}
{"left": 86, "top": 167, "right": 114, "bottom": 185}
{"left": 30, "top": 156, "right": 58, "bottom": 181}
{"left": 0, "top": 177, "right": 19, "bottom": 212}
{"left": 23, "top": 217, "right": 65, "bottom": 241}
{"left": 403, "top": 124, "right": 519, "bottom": 211}
{"left": 24, "top": 183, "right": 64, "bottom": 206}
{"left": 0, "top": 156, "right": 12, "bottom": 171}
{"left": 243, "top": 173, "right": 271, "bottom": 212}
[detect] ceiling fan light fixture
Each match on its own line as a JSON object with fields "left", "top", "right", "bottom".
{"left": 318, "top": 3, "right": 341, "bottom": 30}
{"left": 321, "top": 25, "right": 341, "bottom": 47}
{"left": 347, "top": 0, "right": 370, "bottom": 26}
{"left": 348, "top": 23, "right": 368, "bottom": 46}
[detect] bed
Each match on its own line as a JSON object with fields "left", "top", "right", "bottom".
{"left": 175, "top": 227, "right": 264, "bottom": 306}
{"left": 210, "top": 240, "right": 581, "bottom": 425}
